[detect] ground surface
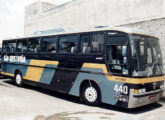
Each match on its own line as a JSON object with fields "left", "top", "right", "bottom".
{"left": 0, "top": 79, "right": 165, "bottom": 120}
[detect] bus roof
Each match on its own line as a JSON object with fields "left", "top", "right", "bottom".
{"left": 3, "top": 26, "right": 158, "bottom": 40}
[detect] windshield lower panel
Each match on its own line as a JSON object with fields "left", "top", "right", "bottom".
{"left": 130, "top": 34, "right": 163, "bottom": 77}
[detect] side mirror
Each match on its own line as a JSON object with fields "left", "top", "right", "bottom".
{"left": 122, "top": 46, "right": 127, "bottom": 57}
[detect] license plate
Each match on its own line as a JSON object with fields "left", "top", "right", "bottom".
{"left": 149, "top": 95, "right": 156, "bottom": 100}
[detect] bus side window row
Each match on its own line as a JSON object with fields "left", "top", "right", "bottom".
{"left": 2, "top": 33, "right": 104, "bottom": 54}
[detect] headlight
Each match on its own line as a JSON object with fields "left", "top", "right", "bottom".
{"left": 160, "top": 85, "right": 165, "bottom": 89}
{"left": 134, "top": 88, "right": 146, "bottom": 94}
{"left": 141, "top": 88, "right": 146, "bottom": 93}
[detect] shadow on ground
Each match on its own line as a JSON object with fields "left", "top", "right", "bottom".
{"left": 2, "top": 79, "right": 163, "bottom": 116}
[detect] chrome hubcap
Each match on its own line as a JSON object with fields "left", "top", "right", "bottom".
{"left": 85, "top": 87, "right": 97, "bottom": 102}
{"left": 16, "top": 74, "right": 22, "bottom": 85}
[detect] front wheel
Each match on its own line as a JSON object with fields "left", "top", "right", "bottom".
{"left": 15, "top": 73, "right": 23, "bottom": 87}
{"left": 81, "top": 82, "right": 101, "bottom": 106}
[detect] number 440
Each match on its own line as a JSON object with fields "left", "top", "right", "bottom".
{"left": 114, "top": 85, "right": 128, "bottom": 94}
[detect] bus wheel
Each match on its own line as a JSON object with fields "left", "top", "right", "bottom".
{"left": 15, "top": 73, "right": 23, "bottom": 87}
{"left": 81, "top": 82, "right": 101, "bottom": 106}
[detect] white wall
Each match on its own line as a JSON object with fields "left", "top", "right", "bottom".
{"left": 24, "top": 0, "right": 165, "bottom": 36}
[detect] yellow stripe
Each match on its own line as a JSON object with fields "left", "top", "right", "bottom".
{"left": 23, "top": 60, "right": 59, "bottom": 82}
{"left": 83, "top": 63, "right": 165, "bottom": 84}
{"left": 1, "top": 72, "right": 14, "bottom": 77}
{"left": 1, "top": 61, "right": 164, "bottom": 84}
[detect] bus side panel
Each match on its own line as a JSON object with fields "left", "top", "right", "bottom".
{"left": 1, "top": 54, "right": 81, "bottom": 94}
{"left": 49, "top": 68, "right": 81, "bottom": 93}
{"left": 69, "top": 67, "right": 128, "bottom": 107}
{"left": 29, "top": 53, "right": 83, "bottom": 93}
{"left": 39, "top": 64, "right": 57, "bottom": 84}
{"left": 1, "top": 59, "right": 30, "bottom": 77}
{"left": 24, "top": 59, "right": 82, "bottom": 94}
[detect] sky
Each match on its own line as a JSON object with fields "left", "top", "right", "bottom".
{"left": 0, "top": 0, "right": 71, "bottom": 45}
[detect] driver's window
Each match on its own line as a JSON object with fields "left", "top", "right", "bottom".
{"left": 107, "top": 45, "right": 128, "bottom": 75}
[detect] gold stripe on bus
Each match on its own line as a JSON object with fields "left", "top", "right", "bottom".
{"left": 1, "top": 72, "right": 14, "bottom": 77}
{"left": 83, "top": 63, "right": 165, "bottom": 84}
{"left": 23, "top": 60, "right": 59, "bottom": 82}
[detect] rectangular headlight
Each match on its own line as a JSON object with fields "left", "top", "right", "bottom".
{"left": 134, "top": 88, "right": 146, "bottom": 94}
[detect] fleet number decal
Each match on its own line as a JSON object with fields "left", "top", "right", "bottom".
{"left": 114, "top": 85, "right": 128, "bottom": 94}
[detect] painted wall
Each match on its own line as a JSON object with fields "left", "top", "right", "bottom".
{"left": 24, "top": 0, "right": 165, "bottom": 36}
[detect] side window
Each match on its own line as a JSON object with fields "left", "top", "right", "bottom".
{"left": 7, "top": 41, "right": 16, "bottom": 53}
{"left": 80, "top": 33, "right": 104, "bottom": 54}
{"left": 42, "top": 37, "right": 57, "bottom": 53}
{"left": 28, "top": 38, "right": 40, "bottom": 52}
{"left": 16, "top": 39, "right": 27, "bottom": 52}
{"left": 80, "top": 34, "right": 91, "bottom": 53}
{"left": 2, "top": 41, "right": 8, "bottom": 52}
{"left": 59, "top": 35, "right": 78, "bottom": 53}
{"left": 91, "top": 33, "right": 104, "bottom": 53}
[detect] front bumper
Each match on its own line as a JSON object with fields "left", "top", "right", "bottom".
{"left": 128, "top": 88, "right": 164, "bottom": 108}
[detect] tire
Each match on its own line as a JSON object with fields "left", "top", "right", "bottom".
{"left": 81, "top": 82, "right": 101, "bottom": 106}
{"left": 14, "top": 72, "right": 23, "bottom": 87}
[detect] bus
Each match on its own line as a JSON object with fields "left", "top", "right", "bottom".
{"left": 1, "top": 27, "right": 164, "bottom": 108}
{"left": 0, "top": 46, "right": 2, "bottom": 71}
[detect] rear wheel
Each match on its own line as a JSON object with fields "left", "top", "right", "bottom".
{"left": 81, "top": 82, "right": 101, "bottom": 106}
{"left": 15, "top": 72, "right": 23, "bottom": 87}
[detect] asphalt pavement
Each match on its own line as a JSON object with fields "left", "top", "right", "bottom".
{"left": 0, "top": 79, "right": 164, "bottom": 120}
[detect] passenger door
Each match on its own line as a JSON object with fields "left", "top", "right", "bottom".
{"left": 106, "top": 34, "right": 129, "bottom": 75}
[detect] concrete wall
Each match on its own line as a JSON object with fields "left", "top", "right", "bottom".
{"left": 25, "top": 0, "right": 56, "bottom": 22}
{"left": 24, "top": 0, "right": 165, "bottom": 36}
{"left": 25, "top": 1, "right": 42, "bottom": 19}
{"left": 41, "top": 2, "right": 56, "bottom": 12}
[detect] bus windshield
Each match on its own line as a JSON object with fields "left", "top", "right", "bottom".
{"left": 130, "top": 34, "right": 163, "bottom": 77}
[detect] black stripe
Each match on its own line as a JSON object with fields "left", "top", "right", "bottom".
{"left": 49, "top": 61, "right": 83, "bottom": 93}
